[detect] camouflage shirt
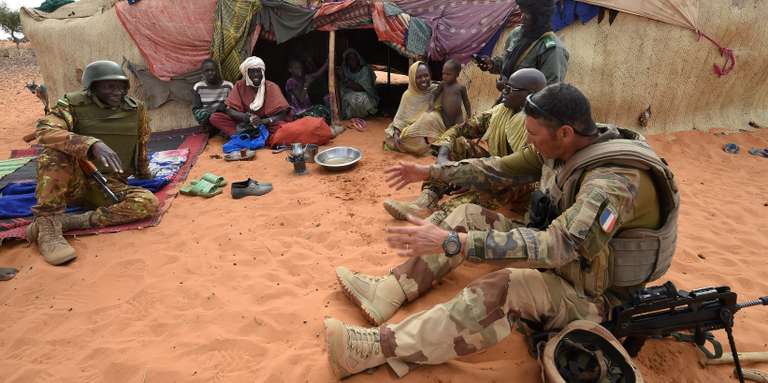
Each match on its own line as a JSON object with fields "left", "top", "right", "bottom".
{"left": 490, "top": 26, "right": 569, "bottom": 85}
{"left": 430, "top": 145, "right": 660, "bottom": 269}
{"left": 35, "top": 92, "right": 152, "bottom": 179}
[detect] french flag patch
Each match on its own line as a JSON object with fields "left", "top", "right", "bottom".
{"left": 599, "top": 207, "right": 618, "bottom": 233}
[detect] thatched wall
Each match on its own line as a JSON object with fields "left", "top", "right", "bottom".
{"left": 20, "top": 3, "right": 196, "bottom": 132}
{"left": 464, "top": 0, "right": 768, "bottom": 133}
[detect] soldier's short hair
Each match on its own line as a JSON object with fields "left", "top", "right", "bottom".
{"left": 524, "top": 83, "right": 598, "bottom": 136}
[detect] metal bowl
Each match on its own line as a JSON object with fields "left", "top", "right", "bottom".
{"left": 314, "top": 146, "right": 363, "bottom": 171}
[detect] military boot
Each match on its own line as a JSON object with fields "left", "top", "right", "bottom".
{"left": 336, "top": 266, "right": 406, "bottom": 326}
{"left": 324, "top": 317, "right": 386, "bottom": 379}
{"left": 28, "top": 215, "right": 77, "bottom": 266}
{"left": 383, "top": 189, "right": 439, "bottom": 221}
{"left": 26, "top": 211, "right": 95, "bottom": 241}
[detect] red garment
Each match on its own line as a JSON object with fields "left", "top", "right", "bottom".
{"left": 268, "top": 117, "right": 332, "bottom": 147}
{"left": 209, "top": 112, "right": 238, "bottom": 136}
{"left": 211, "top": 79, "right": 291, "bottom": 136}
{"left": 226, "top": 79, "right": 290, "bottom": 115}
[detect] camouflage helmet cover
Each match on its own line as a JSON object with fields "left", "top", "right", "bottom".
{"left": 82, "top": 60, "right": 129, "bottom": 90}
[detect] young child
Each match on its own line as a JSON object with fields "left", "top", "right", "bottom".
{"left": 430, "top": 59, "right": 471, "bottom": 127}
{"left": 285, "top": 58, "right": 328, "bottom": 114}
{"left": 192, "top": 59, "right": 233, "bottom": 129}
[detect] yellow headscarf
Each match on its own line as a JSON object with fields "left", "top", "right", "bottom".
{"left": 391, "top": 61, "right": 435, "bottom": 130}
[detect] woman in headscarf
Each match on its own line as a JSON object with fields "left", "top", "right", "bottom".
{"left": 338, "top": 48, "right": 379, "bottom": 119}
{"left": 209, "top": 56, "right": 334, "bottom": 146}
{"left": 383, "top": 61, "right": 437, "bottom": 155}
{"left": 209, "top": 56, "right": 291, "bottom": 136}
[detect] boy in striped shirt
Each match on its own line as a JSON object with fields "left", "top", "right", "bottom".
{"left": 192, "top": 59, "right": 233, "bottom": 133}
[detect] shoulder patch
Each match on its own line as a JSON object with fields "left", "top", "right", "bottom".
{"left": 542, "top": 36, "right": 557, "bottom": 49}
{"left": 599, "top": 206, "right": 618, "bottom": 233}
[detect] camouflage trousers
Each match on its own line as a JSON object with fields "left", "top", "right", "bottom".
{"left": 424, "top": 137, "right": 534, "bottom": 225}
{"left": 382, "top": 203, "right": 606, "bottom": 377}
{"left": 32, "top": 148, "right": 159, "bottom": 227}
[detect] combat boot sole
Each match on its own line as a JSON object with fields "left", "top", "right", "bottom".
{"left": 383, "top": 200, "right": 431, "bottom": 221}
{"left": 337, "top": 273, "right": 384, "bottom": 326}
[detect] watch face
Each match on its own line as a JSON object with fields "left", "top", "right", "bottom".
{"left": 443, "top": 233, "right": 461, "bottom": 256}
{"left": 445, "top": 240, "right": 460, "bottom": 254}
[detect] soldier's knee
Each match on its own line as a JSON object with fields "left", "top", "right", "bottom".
{"left": 443, "top": 203, "right": 478, "bottom": 232}
{"left": 125, "top": 189, "right": 159, "bottom": 218}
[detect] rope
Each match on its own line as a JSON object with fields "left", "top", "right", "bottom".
{"left": 697, "top": 31, "right": 736, "bottom": 77}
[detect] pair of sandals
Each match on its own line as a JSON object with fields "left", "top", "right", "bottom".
{"left": 180, "top": 173, "right": 227, "bottom": 198}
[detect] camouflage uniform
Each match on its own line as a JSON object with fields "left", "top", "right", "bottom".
{"left": 490, "top": 26, "right": 569, "bottom": 85}
{"left": 33, "top": 91, "right": 159, "bottom": 227}
{"left": 378, "top": 135, "right": 665, "bottom": 376}
{"left": 423, "top": 106, "right": 534, "bottom": 223}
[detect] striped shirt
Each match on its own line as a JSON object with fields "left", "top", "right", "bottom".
{"left": 193, "top": 80, "right": 234, "bottom": 111}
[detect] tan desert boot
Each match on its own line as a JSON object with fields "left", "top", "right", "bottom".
{"left": 26, "top": 211, "right": 95, "bottom": 241}
{"left": 383, "top": 189, "right": 439, "bottom": 221}
{"left": 29, "top": 215, "right": 76, "bottom": 265}
{"left": 324, "top": 317, "right": 386, "bottom": 379}
{"left": 336, "top": 266, "right": 406, "bottom": 326}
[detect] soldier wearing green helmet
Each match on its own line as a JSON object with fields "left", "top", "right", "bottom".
{"left": 26, "top": 60, "right": 159, "bottom": 266}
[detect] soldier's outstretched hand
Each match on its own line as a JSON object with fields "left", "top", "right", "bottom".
{"left": 385, "top": 161, "right": 430, "bottom": 190}
{"left": 386, "top": 214, "right": 448, "bottom": 257}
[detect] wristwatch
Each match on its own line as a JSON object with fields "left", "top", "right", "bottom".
{"left": 442, "top": 231, "right": 461, "bottom": 258}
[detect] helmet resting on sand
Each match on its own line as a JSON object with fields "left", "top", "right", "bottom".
{"left": 542, "top": 320, "right": 644, "bottom": 383}
{"left": 81, "top": 60, "right": 129, "bottom": 90}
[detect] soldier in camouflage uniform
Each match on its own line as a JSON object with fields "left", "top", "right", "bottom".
{"left": 324, "top": 84, "right": 678, "bottom": 379}
{"left": 27, "top": 60, "right": 158, "bottom": 266}
{"left": 383, "top": 68, "right": 547, "bottom": 224}
{"left": 476, "top": 0, "right": 568, "bottom": 87}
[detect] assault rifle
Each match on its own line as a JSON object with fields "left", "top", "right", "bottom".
{"left": 79, "top": 159, "right": 121, "bottom": 204}
{"left": 603, "top": 282, "right": 768, "bottom": 383}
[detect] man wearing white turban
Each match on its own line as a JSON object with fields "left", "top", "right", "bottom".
{"left": 209, "top": 56, "right": 290, "bottom": 136}
{"left": 209, "top": 56, "right": 335, "bottom": 147}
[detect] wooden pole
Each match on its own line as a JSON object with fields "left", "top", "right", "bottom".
{"left": 328, "top": 30, "right": 340, "bottom": 125}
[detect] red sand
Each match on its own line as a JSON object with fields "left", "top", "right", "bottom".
{"left": 1, "top": 54, "right": 767, "bottom": 382}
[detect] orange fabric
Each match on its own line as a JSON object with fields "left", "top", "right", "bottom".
{"left": 268, "top": 117, "right": 332, "bottom": 147}
{"left": 372, "top": 2, "right": 408, "bottom": 45}
{"left": 225, "top": 79, "right": 289, "bottom": 116}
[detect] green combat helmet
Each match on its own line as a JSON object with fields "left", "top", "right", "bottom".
{"left": 541, "top": 320, "right": 643, "bottom": 383}
{"left": 81, "top": 60, "right": 129, "bottom": 90}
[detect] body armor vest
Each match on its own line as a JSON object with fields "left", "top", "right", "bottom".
{"left": 67, "top": 91, "right": 140, "bottom": 175}
{"left": 540, "top": 127, "right": 679, "bottom": 296}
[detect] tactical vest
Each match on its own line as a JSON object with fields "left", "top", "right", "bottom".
{"left": 540, "top": 127, "right": 679, "bottom": 296}
{"left": 67, "top": 91, "right": 140, "bottom": 175}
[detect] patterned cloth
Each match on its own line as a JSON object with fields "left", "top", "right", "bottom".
{"left": 405, "top": 16, "right": 431, "bottom": 57}
{"left": 393, "top": 0, "right": 518, "bottom": 62}
{"left": 211, "top": 0, "right": 263, "bottom": 82}
{"left": 313, "top": 0, "right": 373, "bottom": 31}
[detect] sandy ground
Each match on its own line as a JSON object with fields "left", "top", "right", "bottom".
{"left": 0, "top": 50, "right": 767, "bottom": 382}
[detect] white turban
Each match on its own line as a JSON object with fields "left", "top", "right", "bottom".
{"left": 239, "top": 56, "right": 266, "bottom": 113}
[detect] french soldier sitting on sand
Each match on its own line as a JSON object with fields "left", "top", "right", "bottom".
{"left": 27, "top": 60, "right": 159, "bottom": 266}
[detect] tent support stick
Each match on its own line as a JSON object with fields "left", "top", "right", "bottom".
{"left": 328, "top": 30, "right": 340, "bottom": 125}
